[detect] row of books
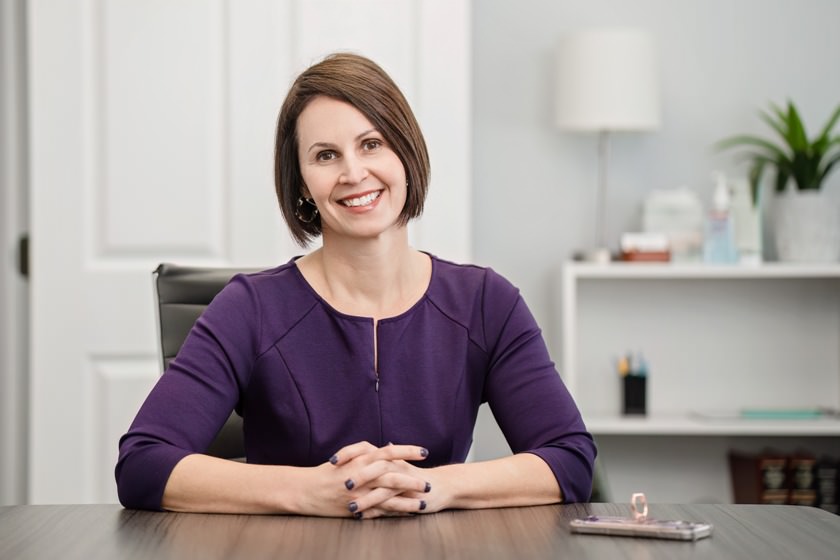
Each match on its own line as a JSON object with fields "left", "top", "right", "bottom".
{"left": 728, "top": 451, "right": 838, "bottom": 514}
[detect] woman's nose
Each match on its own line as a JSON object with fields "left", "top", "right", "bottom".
{"left": 338, "top": 154, "right": 369, "bottom": 184}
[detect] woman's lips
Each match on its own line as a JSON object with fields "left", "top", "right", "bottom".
{"left": 340, "top": 190, "right": 382, "bottom": 208}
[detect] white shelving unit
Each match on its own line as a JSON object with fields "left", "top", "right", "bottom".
{"left": 558, "top": 262, "right": 840, "bottom": 502}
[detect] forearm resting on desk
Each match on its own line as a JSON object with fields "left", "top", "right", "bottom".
{"left": 162, "top": 454, "right": 310, "bottom": 514}
{"left": 433, "top": 453, "right": 562, "bottom": 510}
{"left": 161, "top": 453, "right": 562, "bottom": 516}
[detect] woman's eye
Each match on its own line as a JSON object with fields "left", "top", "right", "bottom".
{"left": 362, "top": 139, "right": 382, "bottom": 151}
{"left": 316, "top": 150, "right": 337, "bottom": 162}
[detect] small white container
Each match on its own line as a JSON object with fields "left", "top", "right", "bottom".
{"left": 642, "top": 186, "right": 704, "bottom": 262}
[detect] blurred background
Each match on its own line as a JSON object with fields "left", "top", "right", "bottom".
{"left": 2, "top": 0, "right": 839, "bottom": 507}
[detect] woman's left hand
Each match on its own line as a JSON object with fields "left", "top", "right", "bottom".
{"left": 330, "top": 443, "right": 447, "bottom": 519}
{"left": 358, "top": 459, "right": 443, "bottom": 518}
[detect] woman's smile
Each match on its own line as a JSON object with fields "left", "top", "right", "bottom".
{"left": 339, "top": 189, "right": 383, "bottom": 209}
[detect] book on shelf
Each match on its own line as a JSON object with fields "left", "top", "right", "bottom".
{"left": 816, "top": 457, "right": 839, "bottom": 514}
{"left": 728, "top": 450, "right": 789, "bottom": 504}
{"left": 788, "top": 455, "right": 817, "bottom": 507}
{"left": 729, "top": 450, "right": 839, "bottom": 514}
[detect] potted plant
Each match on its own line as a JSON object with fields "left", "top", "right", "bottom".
{"left": 718, "top": 100, "right": 840, "bottom": 262}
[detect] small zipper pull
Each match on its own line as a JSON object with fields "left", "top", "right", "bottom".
{"left": 375, "top": 377, "right": 379, "bottom": 392}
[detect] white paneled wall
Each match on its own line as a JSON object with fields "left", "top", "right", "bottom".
{"left": 28, "top": 0, "right": 470, "bottom": 504}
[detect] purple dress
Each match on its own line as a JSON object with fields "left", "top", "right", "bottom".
{"left": 116, "top": 256, "right": 596, "bottom": 510}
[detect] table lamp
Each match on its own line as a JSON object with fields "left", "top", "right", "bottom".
{"left": 555, "top": 28, "right": 661, "bottom": 262}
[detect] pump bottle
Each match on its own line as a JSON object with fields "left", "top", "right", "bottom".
{"left": 703, "top": 173, "right": 739, "bottom": 264}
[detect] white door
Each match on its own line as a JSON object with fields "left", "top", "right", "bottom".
{"left": 28, "top": 0, "right": 471, "bottom": 504}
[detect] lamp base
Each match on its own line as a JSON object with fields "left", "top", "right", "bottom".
{"left": 573, "top": 247, "right": 613, "bottom": 263}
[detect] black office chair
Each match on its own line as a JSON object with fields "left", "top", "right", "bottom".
{"left": 589, "top": 452, "right": 611, "bottom": 502}
{"left": 153, "top": 263, "right": 260, "bottom": 459}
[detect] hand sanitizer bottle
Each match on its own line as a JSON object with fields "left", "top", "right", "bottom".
{"left": 703, "top": 173, "right": 739, "bottom": 264}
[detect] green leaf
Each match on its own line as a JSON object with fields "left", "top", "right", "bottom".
{"left": 759, "top": 108, "right": 789, "bottom": 146}
{"left": 813, "top": 135, "right": 829, "bottom": 154}
{"left": 786, "top": 101, "right": 809, "bottom": 152}
{"left": 815, "top": 104, "right": 840, "bottom": 146}
{"left": 775, "top": 167, "right": 791, "bottom": 193}
{"left": 748, "top": 160, "right": 765, "bottom": 207}
{"left": 817, "top": 151, "right": 840, "bottom": 185}
{"left": 716, "top": 135, "right": 791, "bottom": 163}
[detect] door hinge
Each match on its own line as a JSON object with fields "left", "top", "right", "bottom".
{"left": 18, "top": 234, "right": 29, "bottom": 278}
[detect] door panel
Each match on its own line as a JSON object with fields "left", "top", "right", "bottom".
{"left": 97, "top": 0, "right": 227, "bottom": 258}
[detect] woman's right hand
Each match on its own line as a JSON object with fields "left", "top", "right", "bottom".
{"left": 294, "top": 441, "right": 431, "bottom": 519}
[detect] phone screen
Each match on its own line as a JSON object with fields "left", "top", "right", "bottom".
{"left": 570, "top": 515, "right": 713, "bottom": 541}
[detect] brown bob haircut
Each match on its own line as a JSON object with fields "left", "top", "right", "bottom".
{"left": 275, "top": 52, "right": 431, "bottom": 246}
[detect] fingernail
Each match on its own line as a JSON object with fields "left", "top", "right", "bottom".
{"left": 354, "top": 511, "right": 363, "bottom": 519}
{"left": 348, "top": 501, "right": 358, "bottom": 513}
{"left": 329, "top": 455, "right": 338, "bottom": 465}
{"left": 419, "top": 500, "right": 427, "bottom": 511}
{"left": 424, "top": 482, "right": 432, "bottom": 493}
{"left": 344, "top": 479, "right": 355, "bottom": 490}
{"left": 388, "top": 441, "right": 394, "bottom": 446}
{"left": 420, "top": 448, "right": 429, "bottom": 458}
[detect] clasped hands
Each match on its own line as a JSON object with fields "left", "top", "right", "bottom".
{"left": 303, "top": 441, "right": 437, "bottom": 519}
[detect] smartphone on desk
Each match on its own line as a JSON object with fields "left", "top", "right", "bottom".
{"left": 570, "top": 515, "right": 713, "bottom": 541}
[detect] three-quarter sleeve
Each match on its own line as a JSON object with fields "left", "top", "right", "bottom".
{"left": 115, "top": 275, "right": 261, "bottom": 510}
{"left": 480, "top": 270, "right": 596, "bottom": 503}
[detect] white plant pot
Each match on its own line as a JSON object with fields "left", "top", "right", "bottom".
{"left": 773, "top": 191, "right": 840, "bottom": 262}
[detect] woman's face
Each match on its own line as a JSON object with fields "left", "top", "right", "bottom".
{"left": 296, "top": 96, "right": 407, "bottom": 242}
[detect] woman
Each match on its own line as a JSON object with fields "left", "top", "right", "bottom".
{"left": 116, "top": 53, "right": 595, "bottom": 518}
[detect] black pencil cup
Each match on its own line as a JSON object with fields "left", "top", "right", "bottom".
{"left": 622, "top": 375, "right": 647, "bottom": 415}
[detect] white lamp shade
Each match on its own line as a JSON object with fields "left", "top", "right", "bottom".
{"left": 555, "top": 28, "right": 661, "bottom": 131}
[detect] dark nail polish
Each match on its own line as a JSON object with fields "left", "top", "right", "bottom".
{"left": 329, "top": 454, "right": 338, "bottom": 465}
{"left": 424, "top": 482, "right": 432, "bottom": 493}
{"left": 420, "top": 448, "right": 429, "bottom": 458}
{"left": 354, "top": 511, "right": 363, "bottom": 519}
{"left": 419, "top": 500, "right": 427, "bottom": 511}
{"left": 348, "top": 501, "right": 358, "bottom": 513}
{"left": 345, "top": 479, "right": 355, "bottom": 490}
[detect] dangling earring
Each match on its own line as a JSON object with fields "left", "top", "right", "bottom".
{"left": 295, "top": 197, "right": 319, "bottom": 223}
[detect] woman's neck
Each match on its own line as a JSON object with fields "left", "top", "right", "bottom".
{"left": 297, "top": 230, "right": 431, "bottom": 320}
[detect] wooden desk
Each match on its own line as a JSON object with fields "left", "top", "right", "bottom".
{"left": 1, "top": 502, "right": 839, "bottom": 559}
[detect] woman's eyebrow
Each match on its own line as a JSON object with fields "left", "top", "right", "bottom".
{"left": 354, "top": 128, "right": 378, "bottom": 141}
{"left": 306, "top": 141, "right": 336, "bottom": 154}
{"left": 306, "top": 128, "right": 379, "bottom": 154}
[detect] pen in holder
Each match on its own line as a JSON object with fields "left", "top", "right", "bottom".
{"left": 618, "top": 353, "right": 648, "bottom": 416}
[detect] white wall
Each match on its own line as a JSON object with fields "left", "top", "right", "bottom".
{"left": 470, "top": 0, "right": 840, "bottom": 460}
{"left": 473, "top": 0, "right": 840, "bottom": 332}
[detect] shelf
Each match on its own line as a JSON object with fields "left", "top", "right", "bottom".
{"left": 565, "top": 262, "right": 840, "bottom": 279}
{"left": 584, "top": 413, "right": 840, "bottom": 436}
{"left": 561, "top": 260, "right": 840, "bottom": 417}
{"left": 558, "top": 261, "right": 840, "bottom": 503}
